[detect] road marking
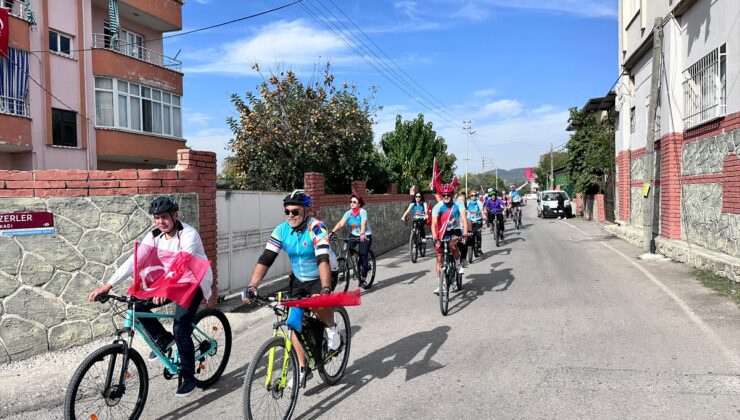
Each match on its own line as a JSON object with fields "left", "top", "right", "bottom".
{"left": 562, "top": 221, "right": 740, "bottom": 369}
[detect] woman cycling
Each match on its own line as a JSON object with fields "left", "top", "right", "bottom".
{"left": 401, "top": 191, "right": 428, "bottom": 239}
{"left": 330, "top": 194, "right": 373, "bottom": 289}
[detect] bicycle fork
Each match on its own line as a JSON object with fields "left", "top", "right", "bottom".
{"left": 266, "top": 330, "right": 293, "bottom": 390}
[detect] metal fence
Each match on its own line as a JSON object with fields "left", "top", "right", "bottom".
{"left": 683, "top": 44, "right": 726, "bottom": 129}
{"left": 216, "top": 190, "right": 291, "bottom": 296}
{"left": 92, "top": 33, "right": 182, "bottom": 72}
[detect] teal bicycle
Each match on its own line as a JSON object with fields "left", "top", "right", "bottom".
{"left": 64, "top": 293, "right": 232, "bottom": 419}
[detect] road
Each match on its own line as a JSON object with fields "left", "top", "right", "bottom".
{"left": 4, "top": 205, "right": 740, "bottom": 419}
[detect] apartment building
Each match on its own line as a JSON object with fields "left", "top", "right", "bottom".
{"left": 0, "top": 0, "right": 185, "bottom": 170}
{"left": 614, "top": 0, "right": 740, "bottom": 261}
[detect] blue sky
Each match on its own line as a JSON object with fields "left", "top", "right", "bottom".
{"left": 166, "top": 0, "right": 618, "bottom": 173}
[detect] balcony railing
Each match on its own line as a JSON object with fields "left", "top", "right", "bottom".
{"left": 92, "top": 33, "right": 182, "bottom": 72}
{"left": 0, "top": 95, "right": 30, "bottom": 117}
{"left": 0, "top": 0, "right": 30, "bottom": 21}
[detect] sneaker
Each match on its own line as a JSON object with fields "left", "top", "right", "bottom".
{"left": 358, "top": 278, "right": 368, "bottom": 289}
{"left": 149, "top": 337, "right": 175, "bottom": 362}
{"left": 288, "top": 367, "right": 313, "bottom": 389}
{"left": 457, "top": 264, "right": 465, "bottom": 274}
{"left": 325, "top": 325, "right": 341, "bottom": 351}
{"left": 433, "top": 286, "right": 439, "bottom": 295}
{"left": 175, "top": 378, "right": 197, "bottom": 397}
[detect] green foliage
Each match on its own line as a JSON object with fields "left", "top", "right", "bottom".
{"left": 565, "top": 107, "right": 615, "bottom": 194}
{"left": 226, "top": 63, "right": 389, "bottom": 193}
{"left": 534, "top": 151, "right": 568, "bottom": 190}
{"left": 465, "top": 172, "right": 506, "bottom": 193}
{"left": 379, "top": 113, "right": 456, "bottom": 192}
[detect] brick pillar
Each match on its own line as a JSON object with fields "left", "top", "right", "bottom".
{"left": 304, "top": 172, "right": 325, "bottom": 212}
{"left": 351, "top": 180, "right": 367, "bottom": 196}
{"left": 659, "top": 134, "right": 682, "bottom": 239}
{"left": 176, "top": 149, "right": 218, "bottom": 302}
{"left": 617, "top": 150, "right": 631, "bottom": 221}
{"left": 595, "top": 194, "right": 606, "bottom": 222}
{"left": 386, "top": 183, "right": 398, "bottom": 194}
{"left": 575, "top": 192, "right": 582, "bottom": 215}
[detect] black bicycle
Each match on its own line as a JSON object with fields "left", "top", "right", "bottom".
{"left": 493, "top": 215, "right": 503, "bottom": 247}
{"left": 437, "top": 236, "right": 462, "bottom": 316}
{"left": 466, "top": 221, "right": 483, "bottom": 263}
{"left": 331, "top": 236, "right": 376, "bottom": 292}
{"left": 408, "top": 219, "right": 427, "bottom": 263}
{"left": 512, "top": 204, "right": 522, "bottom": 229}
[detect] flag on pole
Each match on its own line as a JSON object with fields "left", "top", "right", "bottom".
{"left": 282, "top": 289, "right": 362, "bottom": 309}
{"left": 128, "top": 242, "right": 211, "bottom": 307}
{"left": 524, "top": 168, "right": 535, "bottom": 182}
{"left": 431, "top": 158, "right": 442, "bottom": 192}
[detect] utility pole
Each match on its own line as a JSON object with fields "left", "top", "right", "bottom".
{"left": 644, "top": 17, "right": 663, "bottom": 253}
{"left": 463, "top": 120, "right": 470, "bottom": 193}
{"left": 550, "top": 143, "right": 554, "bottom": 190}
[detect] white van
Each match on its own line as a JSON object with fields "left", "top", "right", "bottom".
{"left": 537, "top": 190, "right": 572, "bottom": 218}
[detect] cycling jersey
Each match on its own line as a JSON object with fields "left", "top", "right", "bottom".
{"left": 466, "top": 200, "right": 483, "bottom": 223}
{"left": 342, "top": 208, "right": 372, "bottom": 236}
{"left": 266, "top": 217, "right": 331, "bottom": 282}
{"left": 485, "top": 197, "right": 505, "bottom": 215}
{"left": 511, "top": 189, "right": 522, "bottom": 203}
{"left": 432, "top": 201, "right": 462, "bottom": 231}
{"left": 407, "top": 202, "right": 427, "bottom": 220}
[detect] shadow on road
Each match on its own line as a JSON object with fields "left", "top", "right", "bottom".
{"left": 365, "top": 269, "right": 430, "bottom": 295}
{"left": 156, "top": 362, "right": 248, "bottom": 419}
{"left": 445, "top": 267, "right": 515, "bottom": 316}
{"left": 294, "top": 326, "right": 451, "bottom": 419}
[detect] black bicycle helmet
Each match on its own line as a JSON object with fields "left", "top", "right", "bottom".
{"left": 149, "top": 196, "right": 179, "bottom": 215}
{"left": 283, "top": 189, "right": 312, "bottom": 207}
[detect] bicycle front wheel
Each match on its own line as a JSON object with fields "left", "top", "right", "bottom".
{"left": 192, "top": 308, "right": 232, "bottom": 388}
{"left": 439, "top": 269, "right": 450, "bottom": 316}
{"left": 318, "top": 307, "right": 351, "bottom": 385}
{"left": 242, "top": 336, "right": 299, "bottom": 420}
{"left": 364, "top": 250, "right": 377, "bottom": 288}
{"left": 409, "top": 230, "right": 418, "bottom": 263}
{"left": 64, "top": 344, "right": 148, "bottom": 420}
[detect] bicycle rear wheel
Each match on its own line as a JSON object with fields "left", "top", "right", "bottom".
{"left": 364, "top": 250, "right": 377, "bottom": 288}
{"left": 333, "top": 257, "right": 349, "bottom": 292}
{"left": 409, "top": 230, "right": 418, "bottom": 263}
{"left": 192, "top": 308, "right": 232, "bottom": 388}
{"left": 467, "top": 239, "right": 474, "bottom": 263}
{"left": 318, "top": 307, "right": 351, "bottom": 385}
{"left": 64, "top": 344, "right": 148, "bottom": 420}
{"left": 242, "top": 336, "right": 299, "bottom": 420}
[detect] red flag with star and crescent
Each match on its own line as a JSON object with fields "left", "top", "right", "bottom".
{"left": 0, "top": 8, "right": 9, "bottom": 57}
{"left": 128, "top": 242, "right": 211, "bottom": 307}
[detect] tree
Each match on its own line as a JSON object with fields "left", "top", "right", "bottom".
{"left": 227, "top": 63, "right": 389, "bottom": 193}
{"left": 379, "top": 113, "right": 456, "bottom": 192}
{"left": 217, "top": 156, "right": 240, "bottom": 190}
{"left": 466, "top": 172, "right": 506, "bottom": 193}
{"left": 565, "top": 107, "right": 615, "bottom": 194}
{"left": 534, "top": 151, "right": 568, "bottom": 190}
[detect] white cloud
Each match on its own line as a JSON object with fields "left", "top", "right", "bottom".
{"left": 451, "top": 3, "right": 491, "bottom": 22}
{"left": 531, "top": 104, "right": 556, "bottom": 114}
{"left": 473, "top": 88, "right": 497, "bottom": 97}
{"left": 476, "top": 0, "right": 616, "bottom": 18}
{"left": 183, "top": 111, "right": 213, "bottom": 126}
{"left": 193, "top": 0, "right": 209, "bottom": 4}
{"left": 480, "top": 99, "right": 523, "bottom": 119}
{"left": 183, "top": 19, "right": 354, "bottom": 75}
{"left": 395, "top": 1, "right": 421, "bottom": 20}
{"left": 184, "top": 127, "right": 232, "bottom": 171}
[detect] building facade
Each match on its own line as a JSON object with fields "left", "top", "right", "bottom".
{"left": 0, "top": 0, "right": 185, "bottom": 171}
{"left": 614, "top": 0, "right": 740, "bottom": 277}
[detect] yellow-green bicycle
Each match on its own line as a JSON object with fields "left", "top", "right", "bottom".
{"left": 241, "top": 293, "right": 351, "bottom": 420}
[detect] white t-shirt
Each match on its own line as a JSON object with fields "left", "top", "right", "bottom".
{"left": 108, "top": 221, "right": 213, "bottom": 302}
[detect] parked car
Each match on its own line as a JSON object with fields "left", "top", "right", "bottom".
{"left": 537, "top": 190, "right": 572, "bottom": 218}
{"left": 524, "top": 193, "right": 537, "bottom": 201}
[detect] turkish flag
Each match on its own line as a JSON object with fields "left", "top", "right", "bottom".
{"left": 0, "top": 8, "right": 9, "bottom": 57}
{"left": 128, "top": 242, "right": 211, "bottom": 307}
{"left": 431, "top": 158, "right": 442, "bottom": 192}
{"left": 524, "top": 167, "right": 535, "bottom": 181}
{"left": 282, "top": 289, "right": 361, "bottom": 309}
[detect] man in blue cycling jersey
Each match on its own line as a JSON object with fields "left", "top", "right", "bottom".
{"left": 466, "top": 190, "right": 483, "bottom": 256}
{"left": 242, "top": 190, "right": 339, "bottom": 389}
{"left": 508, "top": 182, "right": 528, "bottom": 217}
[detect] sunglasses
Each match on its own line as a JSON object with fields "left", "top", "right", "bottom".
{"left": 441, "top": 194, "right": 452, "bottom": 198}
{"left": 415, "top": 195, "right": 422, "bottom": 198}
{"left": 350, "top": 200, "right": 359, "bottom": 204}
{"left": 284, "top": 208, "right": 301, "bottom": 217}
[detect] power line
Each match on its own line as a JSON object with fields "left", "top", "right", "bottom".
{"left": 30, "top": 0, "right": 303, "bottom": 54}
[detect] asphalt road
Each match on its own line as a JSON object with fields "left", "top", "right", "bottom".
{"left": 3, "top": 205, "right": 740, "bottom": 419}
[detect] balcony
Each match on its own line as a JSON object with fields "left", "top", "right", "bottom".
{"left": 96, "top": 129, "right": 184, "bottom": 167}
{"left": 1, "top": 0, "right": 33, "bottom": 50}
{"left": 92, "top": 34, "right": 183, "bottom": 95}
{"left": 92, "top": 0, "right": 182, "bottom": 32}
{"left": 0, "top": 102, "right": 32, "bottom": 152}
{"left": 1, "top": 0, "right": 31, "bottom": 21}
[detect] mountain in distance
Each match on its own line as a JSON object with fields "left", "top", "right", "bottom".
{"left": 484, "top": 167, "right": 529, "bottom": 184}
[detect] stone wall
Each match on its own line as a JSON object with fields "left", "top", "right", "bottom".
{"left": 0, "top": 150, "right": 217, "bottom": 363}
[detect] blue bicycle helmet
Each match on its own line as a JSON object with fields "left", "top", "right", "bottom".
{"left": 283, "top": 189, "right": 312, "bottom": 207}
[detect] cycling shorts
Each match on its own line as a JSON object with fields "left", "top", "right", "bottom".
{"left": 435, "top": 228, "right": 462, "bottom": 255}
{"left": 289, "top": 276, "right": 322, "bottom": 299}
{"left": 511, "top": 201, "right": 522, "bottom": 208}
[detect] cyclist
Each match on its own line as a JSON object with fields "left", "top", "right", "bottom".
{"left": 330, "top": 194, "right": 373, "bottom": 289}
{"left": 242, "top": 190, "right": 339, "bottom": 389}
{"left": 401, "top": 191, "right": 428, "bottom": 239}
{"left": 484, "top": 190, "right": 506, "bottom": 239}
{"left": 466, "top": 190, "right": 484, "bottom": 255}
{"left": 431, "top": 183, "right": 468, "bottom": 294}
{"left": 87, "top": 196, "right": 213, "bottom": 398}
{"left": 509, "top": 182, "right": 528, "bottom": 223}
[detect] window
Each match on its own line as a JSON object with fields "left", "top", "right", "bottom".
{"left": 52, "top": 108, "right": 77, "bottom": 147}
{"left": 122, "top": 29, "right": 144, "bottom": 59}
{"left": 683, "top": 44, "right": 726, "bottom": 129}
{"left": 630, "top": 107, "right": 636, "bottom": 133}
{"left": 94, "top": 77, "right": 183, "bottom": 138}
{"left": 49, "top": 30, "right": 73, "bottom": 56}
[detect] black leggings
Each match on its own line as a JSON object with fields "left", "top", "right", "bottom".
{"left": 413, "top": 219, "right": 427, "bottom": 238}
{"left": 347, "top": 234, "right": 372, "bottom": 278}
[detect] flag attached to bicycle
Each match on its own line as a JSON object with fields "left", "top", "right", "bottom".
{"left": 128, "top": 242, "right": 211, "bottom": 307}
